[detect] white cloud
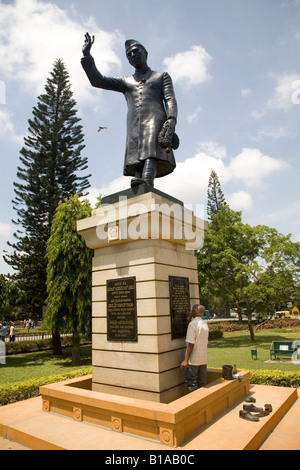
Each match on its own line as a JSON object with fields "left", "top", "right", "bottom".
{"left": 156, "top": 152, "right": 227, "bottom": 203}
{"left": 226, "top": 191, "right": 253, "bottom": 210}
{"left": 154, "top": 145, "right": 287, "bottom": 203}
{"left": 0, "top": 0, "right": 124, "bottom": 104}
{"left": 163, "top": 45, "right": 212, "bottom": 87}
{"left": 0, "top": 109, "right": 23, "bottom": 144}
{"left": 228, "top": 148, "right": 288, "bottom": 187}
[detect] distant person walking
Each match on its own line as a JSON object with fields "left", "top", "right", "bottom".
{"left": 9, "top": 322, "right": 15, "bottom": 342}
{"left": 0, "top": 323, "right": 7, "bottom": 342}
{"left": 180, "top": 304, "right": 209, "bottom": 391}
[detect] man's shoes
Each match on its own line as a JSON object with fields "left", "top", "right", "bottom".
{"left": 243, "top": 404, "right": 263, "bottom": 412}
{"left": 241, "top": 402, "right": 273, "bottom": 419}
{"left": 239, "top": 410, "right": 259, "bottom": 422}
{"left": 254, "top": 409, "right": 270, "bottom": 417}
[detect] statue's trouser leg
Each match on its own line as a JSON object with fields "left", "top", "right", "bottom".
{"left": 142, "top": 158, "right": 157, "bottom": 187}
{"left": 130, "top": 166, "right": 143, "bottom": 187}
{"left": 131, "top": 159, "right": 157, "bottom": 187}
{"left": 134, "top": 168, "right": 142, "bottom": 179}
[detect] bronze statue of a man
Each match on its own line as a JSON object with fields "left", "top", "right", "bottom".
{"left": 81, "top": 33, "right": 179, "bottom": 188}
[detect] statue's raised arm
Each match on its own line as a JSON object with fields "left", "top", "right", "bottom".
{"left": 82, "top": 32, "right": 95, "bottom": 57}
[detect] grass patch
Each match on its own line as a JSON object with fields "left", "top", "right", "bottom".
{"left": 0, "top": 345, "right": 92, "bottom": 385}
{"left": 208, "top": 327, "right": 300, "bottom": 371}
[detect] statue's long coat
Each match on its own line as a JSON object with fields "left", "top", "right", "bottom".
{"left": 81, "top": 55, "right": 177, "bottom": 177}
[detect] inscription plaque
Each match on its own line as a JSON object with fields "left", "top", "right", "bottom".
{"left": 107, "top": 277, "right": 137, "bottom": 341}
{"left": 169, "top": 276, "right": 190, "bottom": 339}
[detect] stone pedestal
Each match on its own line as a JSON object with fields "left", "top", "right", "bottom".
{"left": 77, "top": 185, "right": 207, "bottom": 403}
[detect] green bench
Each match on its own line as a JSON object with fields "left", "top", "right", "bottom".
{"left": 270, "top": 340, "right": 300, "bottom": 360}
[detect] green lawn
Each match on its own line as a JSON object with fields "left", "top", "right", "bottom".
{"left": 0, "top": 327, "right": 299, "bottom": 386}
{"left": 0, "top": 345, "right": 92, "bottom": 385}
{"left": 208, "top": 327, "right": 300, "bottom": 372}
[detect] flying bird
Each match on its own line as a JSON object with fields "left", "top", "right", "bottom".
{"left": 97, "top": 126, "right": 107, "bottom": 132}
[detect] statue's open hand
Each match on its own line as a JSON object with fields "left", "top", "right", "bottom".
{"left": 82, "top": 32, "right": 95, "bottom": 57}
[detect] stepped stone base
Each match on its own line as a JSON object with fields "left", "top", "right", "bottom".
{"left": 0, "top": 379, "right": 298, "bottom": 450}
{"left": 40, "top": 369, "right": 250, "bottom": 447}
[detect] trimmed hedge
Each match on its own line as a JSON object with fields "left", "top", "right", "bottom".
{"left": 250, "top": 369, "right": 300, "bottom": 389}
{"left": 0, "top": 367, "right": 92, "bottom": 406}
{"left": 208, "top": 329, "right": 223, "bottom": 340}
{"left": 5, "top": 336, "right": 91, "bottom": 355}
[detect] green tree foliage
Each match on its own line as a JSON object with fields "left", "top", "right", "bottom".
{"left": 45, "top": 195, "right": 93, "bottom": 364}
{"left": 5, "top": 59, "right": 90, "bottom": 317}
{"left": 207, "top": 169, "right": 227, "bottom": 220}
{"left": 197, "top": 206, "right": 300, "bottom": 341}
{"left": 0, "top": 275, "right": 25, "bottom": 321}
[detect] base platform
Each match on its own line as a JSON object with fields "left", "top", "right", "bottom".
{"left": 39, "top": 369, "right": 250, "bottom": 447}
{"left": 0, "top": 374, "right": 299, "bottom": 450}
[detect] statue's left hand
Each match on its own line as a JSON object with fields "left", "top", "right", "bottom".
{"left": 158, "top": 119, "right": 179, "bottom": 152}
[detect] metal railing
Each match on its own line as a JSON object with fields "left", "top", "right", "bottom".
{"left": 2, "top": 332, "right": 72, "bottom": 343}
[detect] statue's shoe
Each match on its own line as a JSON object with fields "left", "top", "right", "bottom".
{"left": 130, "top": 177, "right": 145, "bottom": 187}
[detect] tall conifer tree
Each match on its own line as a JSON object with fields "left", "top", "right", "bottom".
{"left": 207, "top": 170, "right": 227, "bottom": 220}
{"left": 5, "top": 59, "right": 90, "bottom": 317}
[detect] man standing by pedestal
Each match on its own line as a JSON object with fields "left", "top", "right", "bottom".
{"left": 181, "top": 304, "right": 209, "bottom": 392}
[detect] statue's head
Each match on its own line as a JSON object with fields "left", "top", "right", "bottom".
{"left": 125, "top": 39, "right": 148, "bottom": 68}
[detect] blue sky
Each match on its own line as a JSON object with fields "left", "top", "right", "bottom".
{"left": 0, "top": 0, "right": 300, "bottom": 274}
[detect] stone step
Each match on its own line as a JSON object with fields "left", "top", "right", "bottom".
{"left": 259, "top": 388, "right": 300, "bottom": 450}
{"left": 180, "top": 384, "right": 298, "bottom": 450}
